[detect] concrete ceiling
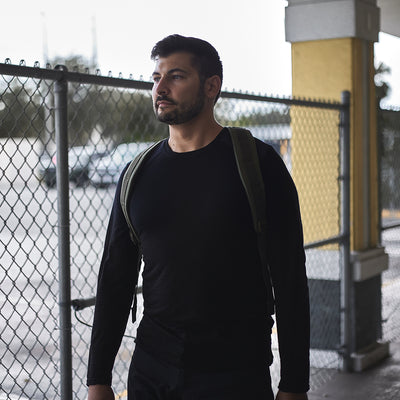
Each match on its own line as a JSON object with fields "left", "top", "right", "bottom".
{"left": 378, "top": 0, "right": 400, "bottom": 37}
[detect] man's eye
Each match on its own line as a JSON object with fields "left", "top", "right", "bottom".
{"left": 172, "top": 75, "right": 183, "bottom": 80}
{"left": 153, "top": 77, "right": 160, "bottom": 83}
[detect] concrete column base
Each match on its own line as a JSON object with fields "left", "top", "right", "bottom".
{"left": 351, "top": 341, "right": 390, "bottom": 371}
{"left": 351, "top": 247, "right": 389, "bottom": 282}
{"left": 348, "top": 247, "right": 389, "bottom": 369}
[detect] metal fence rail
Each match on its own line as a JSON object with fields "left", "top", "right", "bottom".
{"left": 1, "top": 62, "right": 349, "bottom": 399}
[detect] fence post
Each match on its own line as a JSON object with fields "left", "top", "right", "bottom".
{"left": 339, "top": 90, "right": 351, "bottom": 371}
{"left": 54, "top": 66, "right": 73, "bottom": 400}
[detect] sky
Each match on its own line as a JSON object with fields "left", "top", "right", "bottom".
{"left": 1, "top": 0, "right": 399, "bottom": 105}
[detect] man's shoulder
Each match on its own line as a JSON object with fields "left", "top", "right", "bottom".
{"left": 245, "top": 133, "right": 293, "bottom": 183}
{"left": 133, "top": 139, "right": 167, "bottom": 166}
{"left": 250, "top": 134, "right": 282, "bottom": 160}
{"left": 223, "top": 126, "right": 282, "bottom": 166}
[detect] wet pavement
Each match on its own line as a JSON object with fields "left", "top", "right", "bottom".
{"left": 308, "top": 341, "right": 400, "bottom": 399}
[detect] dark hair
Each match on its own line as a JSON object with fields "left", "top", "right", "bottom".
{"left": 151, "top": 34, "right": 223, "bottom": 98}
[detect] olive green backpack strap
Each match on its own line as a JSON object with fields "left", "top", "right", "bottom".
{"left": 120, "top": 140, "right": 164, "bottom": 323}
{"left": 228, "top": 127, "right": 275, "bottom": 313}
{"left": 120, "top": 140, "right": 164, "bottom": 246}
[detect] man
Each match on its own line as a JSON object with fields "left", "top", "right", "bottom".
{"left": 87, "top": 35, "right": 310, "bottom": 400}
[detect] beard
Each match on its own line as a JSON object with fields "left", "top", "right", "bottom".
{"left": 154, "top": 88, "right": 205, "bottom": 125}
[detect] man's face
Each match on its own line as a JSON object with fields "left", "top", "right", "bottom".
{"left": 152, "top": 52, "right": 205, "bottom": 125}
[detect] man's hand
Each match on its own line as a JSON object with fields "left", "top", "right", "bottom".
{"left": 88, "top": 384, "right": 115, "bottom": 400}
{"left": 275, "top": 390, "right": 308, "bottom": 400}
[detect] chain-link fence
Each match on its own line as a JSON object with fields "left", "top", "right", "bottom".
{"left": 1, "top": 61, "right": 349, "bottom": 399}
{"left": 379, "top": 106, "right": 400, "bottom": 344}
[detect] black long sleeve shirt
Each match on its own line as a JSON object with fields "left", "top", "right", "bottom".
{"left": 87, "top": 128, "right": 310, "bottom": 392}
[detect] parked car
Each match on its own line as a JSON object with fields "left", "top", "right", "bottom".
{"left": 38, "top": 145, "right": 109, "bottom": 188}
{"left": 89, "top": 142, "right": 153, "bottom": 188}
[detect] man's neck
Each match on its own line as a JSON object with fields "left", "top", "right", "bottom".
{"left": 168, "top": 119, "right": 223, "bottom": 153}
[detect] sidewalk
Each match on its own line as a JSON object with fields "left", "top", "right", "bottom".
{"left": 308, "top": 341, "right": 400, "bottom": 400}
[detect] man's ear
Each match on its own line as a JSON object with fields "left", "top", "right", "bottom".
{"left": 204, "top": 75, "right": 222, "bottom": 101}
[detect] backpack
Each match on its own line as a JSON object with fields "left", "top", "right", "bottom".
{"left": 120, "top": 127, "right": 274, "bottom": 314}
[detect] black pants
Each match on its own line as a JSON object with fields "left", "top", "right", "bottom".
{"left": 128, "top": 345, "right": 274, "bottom": 400}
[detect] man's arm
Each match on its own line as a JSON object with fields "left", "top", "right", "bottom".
{"left": 276, "top": 390, "right": 308, "bottom": 400}
{"left": 87, "top": 170, "right": 140, "bottom": 387}
{"left": 88, "top": 384, "right": 115, "bottom": 400}
{"left": 259, "top": 143, "right": 310, "bottom": 393}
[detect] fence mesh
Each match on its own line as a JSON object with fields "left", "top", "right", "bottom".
{"left": 380, "top": 106, "right": 400, "bottom": 344}
{"left": 0, "top": 62, "right": 353, "bottom": 399}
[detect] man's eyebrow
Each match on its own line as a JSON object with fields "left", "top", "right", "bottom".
{"left": 152, "top": 68, "right": 188, "bottom": 77}
{"left": 167, "top": 68, "right": 188, "bottom": 74}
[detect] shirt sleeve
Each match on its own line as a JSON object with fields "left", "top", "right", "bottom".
{"left": 258, "top": 142, "right": 310, "bottom": 393}
{"left": 87, "top": 168, "right": 140, "bottom": 386}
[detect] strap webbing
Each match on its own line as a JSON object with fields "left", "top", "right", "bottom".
{"left": 229, "top": 127, "right": 267, "bottom": 236}
{"left": 120, "top": 140, "right": 163, "bottom": 245}
{"left": 229, "top": 127, "right": 274, "bottom": 311}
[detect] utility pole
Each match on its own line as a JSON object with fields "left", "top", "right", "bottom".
{"left": 91, "top": 15, "right": 98, "bottom": 70}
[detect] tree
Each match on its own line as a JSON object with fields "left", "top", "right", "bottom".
{"left": 44, "top": 55, "right": 167, "bottom": 147}
{"left": 0, "top": 78, "right": 44, "bottom": 138}
{"left": 215, "top": 97, "right": 290, "bottom": 127}
{"left": 1, "top": 53, "right": 167, "bottom": 152}
{"left": 376, "top": 61, "right": 400, "bottom": 211}
{"left": 375, "top": 61, "right": 391, "bottom": 107}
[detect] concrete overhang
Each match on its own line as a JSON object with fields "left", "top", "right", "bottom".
{"left": 285, "top": 0, "right": 400, "bottom": 42}
{"left": 378, "top": 0, "right": 400, "bottom": 37}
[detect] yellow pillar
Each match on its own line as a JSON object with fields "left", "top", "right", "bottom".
{"left": 291, "top": 38, "right": 378, "bottom": 251}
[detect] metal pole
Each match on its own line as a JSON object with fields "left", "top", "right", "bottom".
{"left": 339, "top": 90, "right": 352, "bottom": 371}
{"left": 54, "top": 65, "right": 72, "bottom": 400}
{"left": 377, "top": 107, "right": 383, "bottom": 244}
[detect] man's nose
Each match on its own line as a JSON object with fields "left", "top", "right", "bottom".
{"left": 156, "top": 77, "right": 169, "bottom": 95}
